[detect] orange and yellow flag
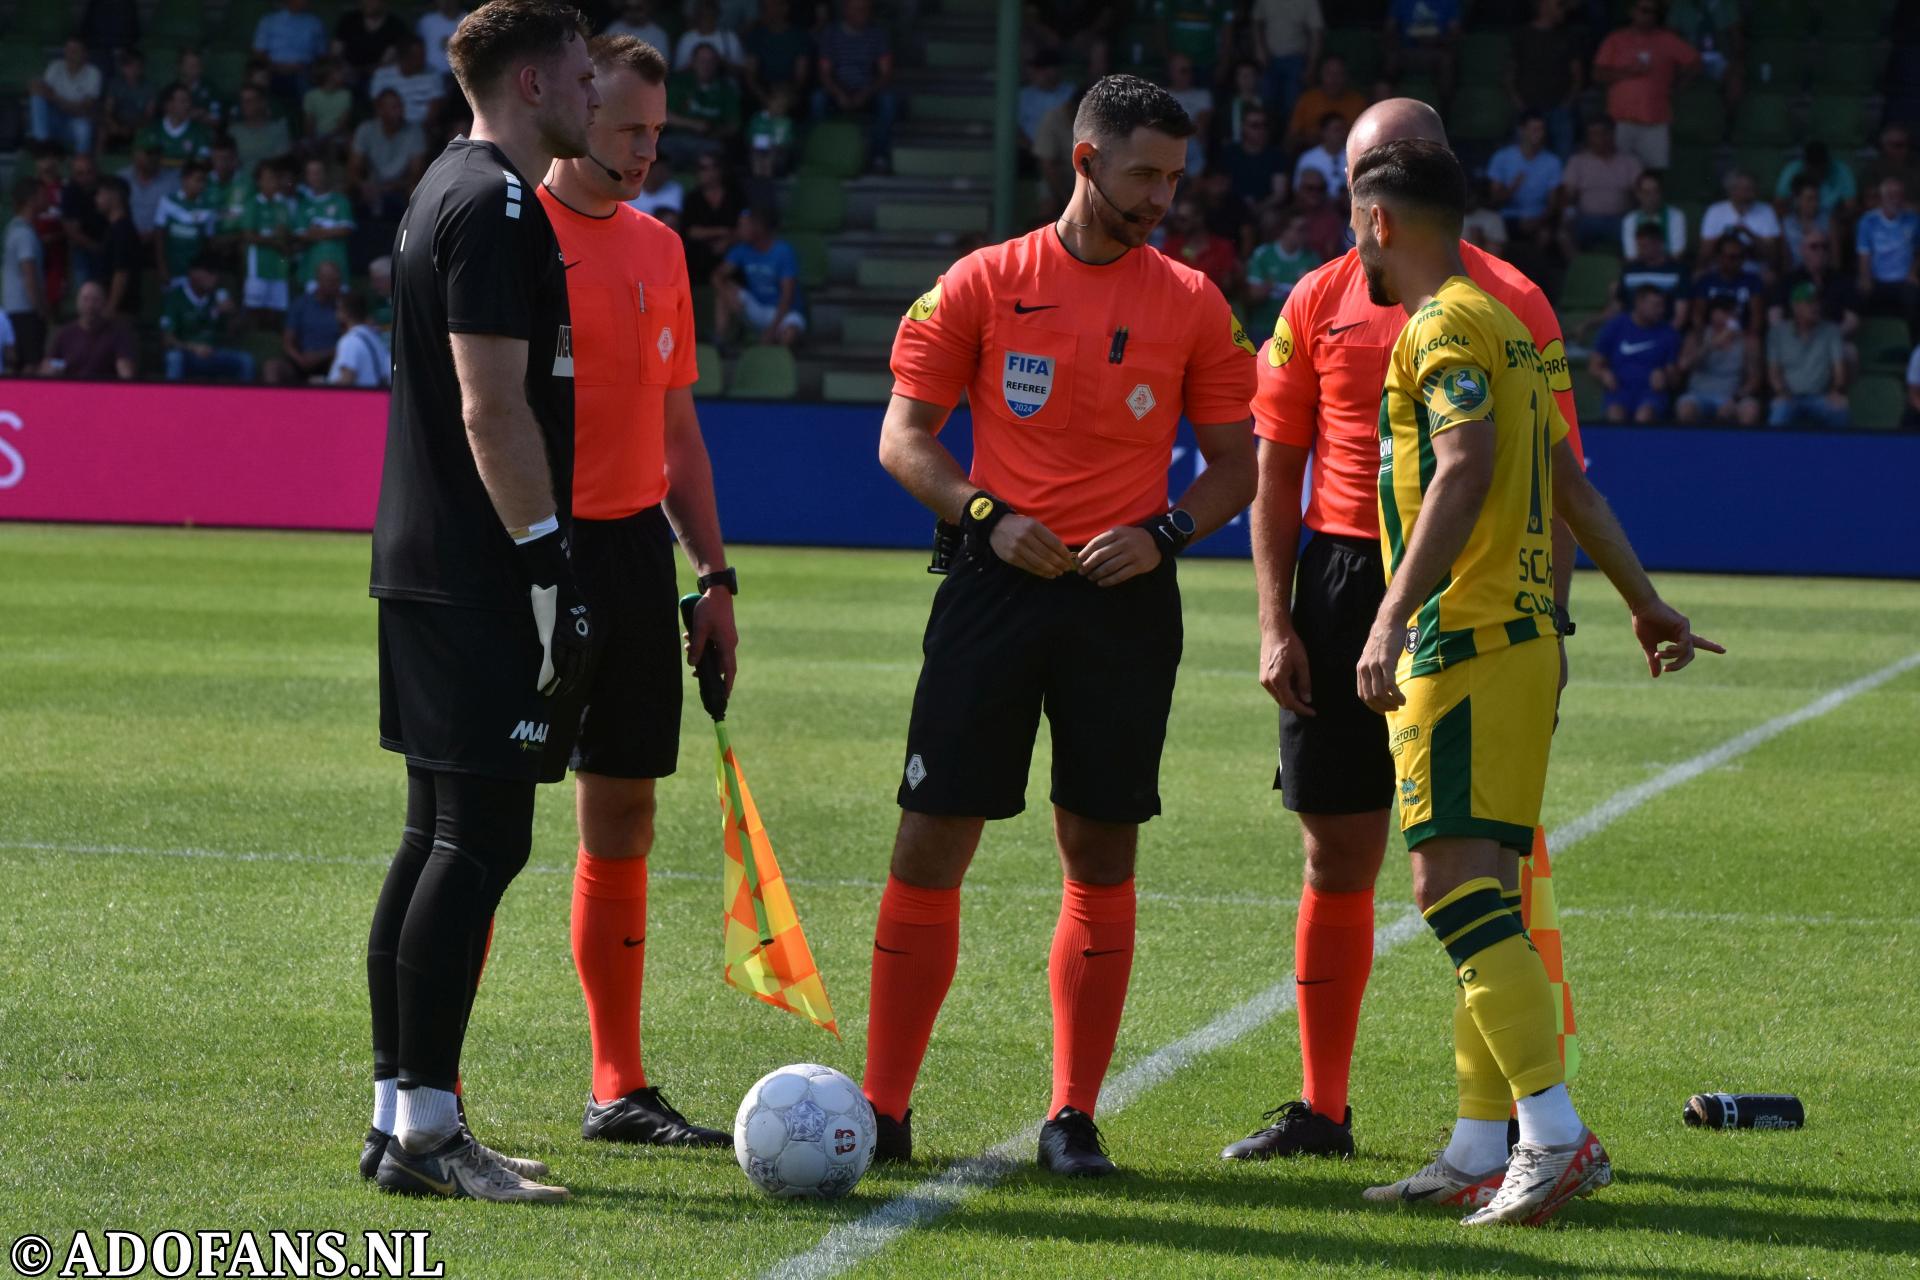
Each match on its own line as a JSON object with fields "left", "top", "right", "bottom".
{"left": 1520, "top": 826, "right": 1579, "bottom": 1079}
{"left": 714, "top": 725, "right": 838, "bottom": 1038}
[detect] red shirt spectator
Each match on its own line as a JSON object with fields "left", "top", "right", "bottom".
{"left": 1593, "top": 4, "right": 1699, "bottom": 126}
{"left": 41, "top": 280, "right": 138, "bottom": 379}
{"left": 1161, "top": 200, "right": 1237, "bottom": 293}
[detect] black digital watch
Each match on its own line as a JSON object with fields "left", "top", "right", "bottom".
{"left": 698, "top": 567, "right": 739, "bottom": 596}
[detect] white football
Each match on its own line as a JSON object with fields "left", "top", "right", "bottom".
{"left": 734, "top": 1063, "right": 876, "bottom": 1199}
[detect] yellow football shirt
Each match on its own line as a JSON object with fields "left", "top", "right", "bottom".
{"left": 1377, "top": 275, "right": 1569, "bottom": 678}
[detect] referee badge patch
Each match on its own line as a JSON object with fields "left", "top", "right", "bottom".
{"left": 1230, "top": 313, "right": 1257, "bottom": 357}
{"left": 1268, "top": 314, "right": 1294, "bottom": 368}
{"left": 657, "top": 325, "right": 674, "bottom": 363}
{"left": 907, "top": 280, "right": 942, "bottom": 321}
{"left": 1002, "top": 351, "right": 1054, "bottom": 419}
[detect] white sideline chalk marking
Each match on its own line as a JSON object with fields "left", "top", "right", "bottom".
{"left": 762, "top": 649, "right": 1920, "bottom": 1280}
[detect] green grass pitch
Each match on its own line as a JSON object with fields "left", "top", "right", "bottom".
{"left": 3, "top": 522, "right": 1918, "bottom": 1278}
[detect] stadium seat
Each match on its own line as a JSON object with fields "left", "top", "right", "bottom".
{"left": 207, "top": 50, "right": 251, "bottom": 95}
{"left": 841, "top": 311, "right": 904, "bottom": 347}
{"left": 1731, "top": 146, "right": 1790, "bottom": 192}
{"left": 147, "top": 0, "right": 207, "bottom": 45}
{"left": 1571, "top": 368, "right": 1605, "bottom": 423}
{"left": 1746, "top": 40, "right": 1810, "bottom": 92}
{"left": 894, "top": 146, "right": 994, "bottom": 178}
{"left": 692, "top": 343, "right": 723, "bottom": 399}
{"left": 856, "top": 256, "right": 950, "bottom": 292}
{"left": 1748, "top": 0, "right": 1816, "bottom": 37}
{"left": 1823, "top": 0, "right": 1893, "bottom": 40}
{"left": 1458, "top": 31, "right": 1508, "bottom": 84}
{"left": 1671, "top": 86, "right": 1728, "bottom": 146}
{"left": 1856, "top": 317, "right": 1914, "bottom": 375}
{"left": 1449, "top": 85, "right": 1512, "bottom": 145}
{"left": 783, "top": 174, "right": 845, "bottom": 233}
{"left": 874, "top": 201, "right": 989, "bottom": 235}
{"left": 728, "top": 346, "right": 798, "bottom": 399}
{"left": 787, "top": 231, "right": 830, "bottom": 291}
{"left": 1806, "top": 96, "right": 1873, "bottom": 147}
{"left": 800, "top": 121, "right": 865, "bottom": 180}
{"left": 1561, "top": 254, "right": 1619, "bottom": 313}
{"left": 1814, "top": 42, "right": 1887, "bottom": 91}
{"left": 1848, "top": 375, "right": 1907, "bottom": 428}
{"left": 1731, "top": 95, "right": 1795, "bottom": 147}
{"left": 1322, "top": 29, "right": 1380, "bottom": 84}
{"left": 820, "top": 369, "right": 895, "bottom": 403}
{"left": 1662, "top": 147, "right": 1721, "bottom": 202}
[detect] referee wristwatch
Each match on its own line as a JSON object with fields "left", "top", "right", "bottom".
{"left": 960, "top": 491, "right": 1012, "bottom": 543}
{"left": 698, "top": 567, "right": 738, "bottom": 596}
{"left": 1142, "top": 508, "right": 1197, "bottom": 558}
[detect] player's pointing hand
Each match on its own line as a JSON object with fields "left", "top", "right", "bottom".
{"left": 990, "top": 514, "right": 1078, "bottom": 578}
{"left": 1631, "top": 599, "right": 1726, "bottom": 677}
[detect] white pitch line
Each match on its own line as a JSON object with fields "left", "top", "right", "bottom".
{"left": 763, "top": 649, "right": 1920, "bottom": 1280}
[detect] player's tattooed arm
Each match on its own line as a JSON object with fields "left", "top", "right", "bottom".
{"left": 450, "top": 332, "right": 558, "bottom": 531}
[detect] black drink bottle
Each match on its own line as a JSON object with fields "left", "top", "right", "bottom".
{"left": 1684, "top": 1093, "right": 1805, "bottom": 1130}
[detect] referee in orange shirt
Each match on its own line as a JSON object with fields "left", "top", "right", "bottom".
{"left": 865, "top": 74, "right": 1258, "bottom": 1178}
{"left": 1220, "top": 99, "right": 1585, "bottom": 1190}
{"left": 536, "top": 33, "right": 737, "bottom": 1149}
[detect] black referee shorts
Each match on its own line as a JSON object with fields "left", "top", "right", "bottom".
{"left": 378, "top": 598, "right": 585, "bottom": 784}
{"left": 898, "top": 548, "right": 1182, "bottom": 825}
{"left": 569, "top": 506, "right": 684, "bottom": 780}
{"left": 1277, "top": 531, "right": 1397, "bottom": 814}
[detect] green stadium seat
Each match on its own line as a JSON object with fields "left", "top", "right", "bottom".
{"left": 894, "top": 146, "right": 993, "bottom": 178}
{"left": 1458, "top": 31, "right": 1508, "bottom": 83}
{"left": 1856, "top": 317, "right": 1913, "bottom": 374}
{"left": 0, "top": 46, "right": 49, "bottom": 89}
{"left": 1746, "top": 40, "right": 1809, "bottom": 92}
{"left": 1662, "top": 146, "right": 1721, "bottom": 202}
{"left": 1848, "top": 375, "right": 1907, "bottom": 429}
{"left": 842, "top": 310, "right": 904, "bottom": 347}
{"left": 1814, "top": 43, "right": 1887, "bottom": 91}
{"left": 1731, "top": 94, "right": 1795, "bottom": 147}
{"left": 783, "top": 173, "right": 845, "bottom": 233}
{"left": 1731, "top": 146, "right": 1790, "bottom": 193}
{"left": 874, "top": 201, "right": 989, "bottom": 235}
{"left": 1806, "top": 96, "right": 1873, "bottom": 147}
{"left": 820, "top": 369, "right": 895, "bottom": 403}
{"left": 1323, "top": 29, "right": 1380, "bottom": 84}
{"left": 1571, "top": 367, "right": 1605, "bottom": 423}
{"left": 924, "top": 39, "right": 992, "bottom": 70}
{"left": 787, "top": 231, "right": 829, "bottom": 290}
{"left": 1561, "top": 253, "right": 1619, "bottom": 313}
{"left": 799, "top": 121, "right": 865, "bottom": 179}
{"left": 855, "top": 256, "right": 950, "bottom": 292}
{"left": 147, "top": 0, "right": 208, "bottom": 45}
{"left": 1448, "top": 85, "right": 1512, "bottom": 145}
{"left": 206, "top": 50, "right": 251, "bottom": 95}
{"left": 1822, "top": 0, "right": 1893, "bottom": 40}
{"left": 1748, "top": 0, "right": 1816, "bottom": 37}
{"left": 727, "top": 346, "right": 797, "bottom": 399}
{"left": 692, "top": 342, "right": 722, "bottom": 398}
{"left": 914, "top": 94, "right": 994, "bottom": 124}
{"left": 1671, "top": 86, "right": 1727, "bottom": 146}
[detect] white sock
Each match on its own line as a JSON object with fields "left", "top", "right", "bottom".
{"left": 395, "top": 1085, "right": 461, "bottom": 1152}
{"left": 1441, "top": 1117, "right": 1509, "bottom": 1174}
{"left": 1516, "top": 1084, "right": 1583, "bottom": 1148}
{"left": 372, "top": 1078, "right": 398, "bottom": 1134}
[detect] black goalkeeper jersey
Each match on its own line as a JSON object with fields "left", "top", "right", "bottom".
{"left": 370, "top": 137, "right": 574, "bottom": 611}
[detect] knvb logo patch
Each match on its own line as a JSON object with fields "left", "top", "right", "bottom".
{"left": 1002, "top": 351, "right": 1054, "bottom": 419}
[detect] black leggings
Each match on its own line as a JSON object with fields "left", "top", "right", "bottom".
{"left": 367, "top": 767, "right": 535, "bottom": 1092}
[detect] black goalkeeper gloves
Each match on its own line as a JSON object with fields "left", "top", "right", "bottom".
{"left": 515, "top": 527, "right": 594, "bottom": 697}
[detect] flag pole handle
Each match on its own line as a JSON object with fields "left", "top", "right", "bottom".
{"left": 679, "top": 592, "right": 730, "bottom": 722}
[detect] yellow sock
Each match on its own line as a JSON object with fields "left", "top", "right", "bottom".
{"left": 1454, "top": 984, "right": 1510, "bottom": 1122}
{"left": 1425, "top": 876, "right": 1564, "bottom": 1101}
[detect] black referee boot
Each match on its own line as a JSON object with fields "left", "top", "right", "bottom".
{"left": 583, "top": 1086, "right": 730, "bottom": 1147}
{"left": 1037, "top": 1107, "right": 1117, "bottom": 1178}
{"left": 1220, "top": 1100, "right": 1354, "bottom": 1160}
{"left": 873, "top": 1109, "right": 913, "bottom": 1164}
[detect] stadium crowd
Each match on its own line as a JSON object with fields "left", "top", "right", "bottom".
{"left": 0, "top": 0, "right": 1916, "bottom": 427}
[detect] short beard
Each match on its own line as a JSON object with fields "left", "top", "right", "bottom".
{"left": 539, "top": 103, "right": 591, "bottom": 162}
{"left": 1361, "top": 253, "right": 1393, "bottom": 306}
{"left": 1098, "top": 198, "right": 1150, "bottom": 248}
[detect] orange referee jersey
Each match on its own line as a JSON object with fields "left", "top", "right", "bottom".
{"left": 1252, "top": 241, "right": 1583, "bottom": 540}
{"left": 537, "top": 186, "right": 699, "bottom": 521}
{"left": 890, "top": 226, "right": 1258, "bottom": 546}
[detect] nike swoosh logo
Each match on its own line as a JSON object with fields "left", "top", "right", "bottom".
{"left": 1617, "top": 340, "right": 1655, "bottom": 354}
{"left": 1327, "top": 321, "right": 1365, "bottom": 335}
{"left": 1294, "top": 976, "right": 1335, "bottom": 986}
{"left": 874, "top": 943, "right": 910, "bottom": 955}
{"left": 1401, "top": 1185, "right": 1447, "bottom": 1201}
{"left": 1013, "top": 301, "right": 1057, "bottom": 314}
{"left": 396, "top": 1163, "right": 456, "bottom": 1195}
{"left": 564, "top": 259, "right": 582, "bottom": 271}
{"left": 622, "top": 936, "right": 644, "bottom": 948}
{"left": 1081, "top": 947, "right": 1129, "bottom": 958}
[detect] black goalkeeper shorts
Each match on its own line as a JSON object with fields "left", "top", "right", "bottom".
{"left": 568, "top": 505, "right": 685, "bottom": 779}
{"left": 1276, "top": 531, "right": 1397, "bottom": 814}
{"left": 897, "top": 547, "right": 1182, "bottom": 825}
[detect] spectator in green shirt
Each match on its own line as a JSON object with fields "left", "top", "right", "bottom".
{"left": 294, "top": 158, "right": 354, "bottom": 287}
{"left": 664, "top": 43, "right": 742, "bottom": 169}
{"left": 176, "top": 49, "right": 224, "bottom": 127}
{"left": 141, "top": 86, "right": 215, "bottom": 172}
{"left": 154, "top": 162, "right": 221, "bottom": 284}
{"left": 1245, "top": 210, "right": 1321, "bottom": 338}
{"left": 162, "top": 255, "right": 257, "bottom": 382}
{"left": 747, "top": 84, "right": 796, "bottom": 179}
{"left": 240, "top": 160, "right": 295, "bottom": 321}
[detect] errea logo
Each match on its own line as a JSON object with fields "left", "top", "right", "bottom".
{"left": 510, "top": 720, "right": 550, "bottom": 749}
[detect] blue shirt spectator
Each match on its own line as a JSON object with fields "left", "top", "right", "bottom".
{"left": 1857, "top": 180, "right": 1919, "bottom": 284}
{"left": 719, "top": 207, "right": 806, "bottom": 344}
{"left": 1390, "top": 0, "right": 1461, "bottom": 40}
{"left": 1690, "top": 234, "right": 1767, "bottom": 332}
{"left": 1488, "top": 115, "right": 1563, "bottom": 222}
{"left": 254, "top": 0, "right": 329, "bottom": 71}
{"left": 282, "top": 264, "right": 343, "bottom": 380}
{"left": 1593, "top": 286, "right": 1681, "bottom": 421}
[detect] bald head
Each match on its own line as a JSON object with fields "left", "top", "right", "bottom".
{"left": 1346, "top": 98, "right": 1448, "bottom": 173}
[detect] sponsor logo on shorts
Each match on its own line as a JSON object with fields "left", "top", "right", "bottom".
{"left": 509, "top": 720, "right": 551, "bottom": 749}
{"left": 905, "top": 753, "right": 927, "bottom": 790}
{"left": 1389, "top": 724, "right": 1419, "bottom": 756}
{"left": 1400, "top": 777, "right": 1420, "bottom": 807}
{"left": 1126, "top": 383, "right": 1156, "bottom": 420}
{"left": 1003, "top": 352, "right": 1054, "bottom": 419}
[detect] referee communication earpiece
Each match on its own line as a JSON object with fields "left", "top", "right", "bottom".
{"left": 587, "top": 153, "right": 623, "bottom": 183}
{"left": 1080, "top": 155, "right": 1149, "bottom": 225}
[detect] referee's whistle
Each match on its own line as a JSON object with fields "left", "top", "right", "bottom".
{"left": 1109, "top": 326, "right": 1128, "bottom": 364}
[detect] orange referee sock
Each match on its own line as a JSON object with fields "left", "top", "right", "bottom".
{"left": 570, "top": 845, "right": 650, "bottom": 1102}
{"left": 1048, "top": 878, "right": 1136, "bottom": 1118}
{"left": 862, "top": 876, "right": 962, "bottom": 1122}
{"left": 1295, "top": 885, "right": 1374, "bottom": 1121}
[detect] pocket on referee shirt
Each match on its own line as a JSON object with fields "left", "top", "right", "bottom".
{"left": 1097, "top": 338, "right": 1184, "bottom": 445}
{"left": 637, "top": 283, "right": 684, "bottom": 385}
{"left": 570, "top": 282, "right": 639, "bottom": 388}
{"left": 990, "top": 320, "right": 1075, "bottom": 429}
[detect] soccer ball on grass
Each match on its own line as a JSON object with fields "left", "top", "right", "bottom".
{"left": 734, "top": 1063, "right": 876, "bottom": 1199}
